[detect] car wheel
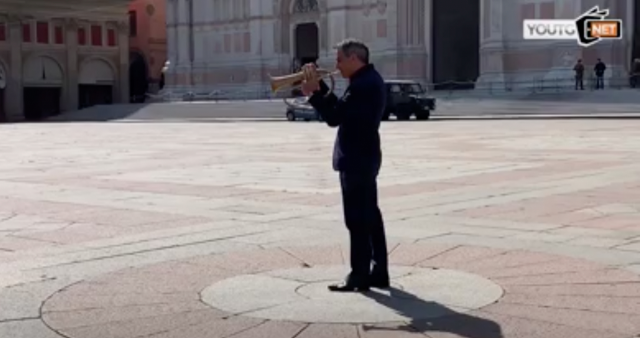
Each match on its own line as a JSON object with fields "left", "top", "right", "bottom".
{"left": 415, "top": 112, "right": 430, "bottom": 120}
{"left": 286, "top": 111, "right": 295, "bottom": 121}
{"left": 396, "top": 111, "right": 411, "bottom": 120}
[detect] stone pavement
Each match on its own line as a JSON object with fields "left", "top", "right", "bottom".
{"left": 1, "top": 118, "right": 640, "bottom": 337}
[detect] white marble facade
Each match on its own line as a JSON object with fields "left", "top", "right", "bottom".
{"left": 164, "top": 0, "right": 634, "bottom": 96}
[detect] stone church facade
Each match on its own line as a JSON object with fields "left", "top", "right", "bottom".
{"left": 163, "top": 0, "right": 633, "bottom": 97}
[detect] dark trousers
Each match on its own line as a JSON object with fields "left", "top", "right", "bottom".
{"left": 595, "top": 75, "right": 604, "bottom": 89}
{"left": 339, "top": 169, "right": 388, "bottom": 280}
{"left": 575, "top": 77, "right": 584, "bottom": 90}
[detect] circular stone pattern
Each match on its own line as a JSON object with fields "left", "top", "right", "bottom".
{"left": 200, "top": 265, "right": 503, "bottom": 323}
{"left": 41, "top": 244, "right": 640, "bottom": 338}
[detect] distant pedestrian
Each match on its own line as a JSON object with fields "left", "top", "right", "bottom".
{"left": 573, "top": 59, "right": 584, "bottom": 90}
{"left": 594, "top": 58, "right": 606, "bottom": 89}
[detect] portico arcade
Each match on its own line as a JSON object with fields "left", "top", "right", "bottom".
{"left": 0, "top": 0, "right": 130, "bottom": 122}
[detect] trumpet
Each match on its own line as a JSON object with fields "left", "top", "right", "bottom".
{"left": 270, "top": 68, "right": 339, "bottom": 95}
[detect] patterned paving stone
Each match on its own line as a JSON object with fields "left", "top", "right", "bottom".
{"left": 2, "top": 118, "right": 640, "bottom": 337}
{"left": 40, "top": 245, "right": 640, "bottom": 338}
{"left": 201, "top": 266, "right": 503, "bottom": 323}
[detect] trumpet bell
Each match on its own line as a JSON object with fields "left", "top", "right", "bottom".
{"left": 268, "top": 68, "right": 338, "bottom": 109}
{"left": 269, "top": 72, "right": 303, "bottom": 93}
{"left": 268, "top": 69, "right": 337, "bottom": 93}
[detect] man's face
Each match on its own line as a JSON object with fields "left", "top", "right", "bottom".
{"left": 336, "top": 50, "right": 355, "bottom": 78}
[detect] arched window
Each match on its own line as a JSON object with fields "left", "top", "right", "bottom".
{"left": 293, "top": 0, "right": 318, "bottom": 13}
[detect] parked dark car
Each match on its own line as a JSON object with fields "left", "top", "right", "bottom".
{"left": 384, "top": 80, "right": 436, "bottom": 120}
{"left": 284, "top": 80, "right": 436, "bottom": 122}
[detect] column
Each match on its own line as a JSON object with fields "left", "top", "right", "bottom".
{"left": 424, "top": 0, "right": 432, "bottom": 82}
{"left": 410, "top": 0, "right": 419, "bottom": 45}
{"left": 177, "top": 0, "right": 190, "bottom": 64}
{"left": 625, "top": 0, "right": 634, "bottom": 72}
{"left": 273, "top": 0, "right": 285, "bottom": 74}
{"left": 6, "top": 16, "right": 23, "bottom": 121}
{"left": 65, "top": 19, "right": 79, "bottom": 111}
{"left": 251, "top": 0, "right": 276, "bottom": 92}
{"left": 192, "top": 10, "right": 204, "bottom": 65}
{"left": 325, "top": 5, "right": 348, "bottom": 53}
{"left": 601, "top": 0, "right": 629, "bottom": 81}
{"left": 540, "top": 0, "right": 582, "bottom": 86}
{"left": 319, "top": 1, "right": 328, "bottom": 54}
{"left": 409, "top": 0, "right": 426, "bottom": 82}
{"left": 177, "top": 0, "right": 192, "bottom": 87}
{"left": 395, "top": 0, "right": 406, "bottom": 47}
{"left": 118, "top": 21, "right": 129, "bottom": 103}
{"left": 166, "top": 0, "right": 177, "bottom": 87}
{"left": 375, "top": 0, "right": 398, "bottom": 78}
{"left": 324, "top": 5, "right": 349, "bottom": 93}
{"left": 476, "top": 0, "right": 506, "bottom": 90}
{"left": 394, "top": 0, "right": 409, "bottom": 78}
{"left": 188, "top": 0, "right": 204, "bottom": 88}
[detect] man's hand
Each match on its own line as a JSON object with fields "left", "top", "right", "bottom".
{"left": 301, "top": 63, "right": 320, "bottom": 96}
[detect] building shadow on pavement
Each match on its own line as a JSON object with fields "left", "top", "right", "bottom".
{"left": 43, "top": 104, "right": 150, "bottom": 122}
{"left": 42, "top": 101, "right": 287, "bottom": 123}
{"left": 361, "top": 287, "right": 504, "bottom": 338}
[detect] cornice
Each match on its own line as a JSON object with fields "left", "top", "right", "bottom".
{"left": 0, "top": 1, "right": 129, "bottom": 21}
{"left": 0, "top": 0, "right": 129, "bottom": 7}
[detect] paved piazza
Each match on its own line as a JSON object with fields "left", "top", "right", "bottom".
{"left": 1, "top": 118, "right": 640, "bottom": 338}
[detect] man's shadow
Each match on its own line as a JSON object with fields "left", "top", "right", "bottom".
{"left": 361, "top": 287, "right": 504, "bottom": 338}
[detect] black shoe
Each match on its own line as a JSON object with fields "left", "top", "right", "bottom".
{"left": 370, "top": 270, "right": 390, "bottom": 289}
{"left": 369, "top": 279, "right": 390, "bottom": 289}
{"left": 328, "top": 273, "right": 370, "bottom": 292}
{"left": 369, "top": 276, "right": 390, "bottom": 288}
{"left": 328, "top": 281, "right": 370, "bottom": 292}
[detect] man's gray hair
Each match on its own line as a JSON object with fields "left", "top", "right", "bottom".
{"left": 335, "top": 38, "right": 369, "bottom": 64}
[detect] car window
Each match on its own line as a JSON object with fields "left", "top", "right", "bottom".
{"left": 400, "top": 83, "right": 424, "bottom": 93}
{"left": 388, "top": 84, "right": 401, "bottom": 93}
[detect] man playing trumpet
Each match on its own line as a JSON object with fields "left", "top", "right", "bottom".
{"left": 301, "top": 38, "right": 389, "bottom": 292}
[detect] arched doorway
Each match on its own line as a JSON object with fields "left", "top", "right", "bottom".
{"left": 129, "top": 52, "right": 148, "bottom": 103}
{"left": 291, "top": 22, "right": 319, "bottom": 96}
{"left": 22, "top": 55, "right": 63, "bottom": 120}
{"left": 0, "top": 63, "right": 6, "bottom": 122}
{"left": 431, "top": 0, "right": 480, "bottom": 90}
{"left": 295, "top": 22, "right": 319, "bottom": 65}
{"left": 632, "top": 2, "right": 640, "bottom": 72}
{"left": 78, "top": 59, "right": 115, "bottom": 109}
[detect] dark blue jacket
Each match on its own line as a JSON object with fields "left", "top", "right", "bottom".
{"left": 594, "top": 61, "right": 606, "bottom": 76}
{"left": 308, "top": 64, "right": 386, "bottom": 173}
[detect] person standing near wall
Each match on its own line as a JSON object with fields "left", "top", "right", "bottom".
{"left": 573, "top": 59, "right": 584, "bottom": 90}
{"left": 594, "top": 58, "right": 607, "bottom": 89}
